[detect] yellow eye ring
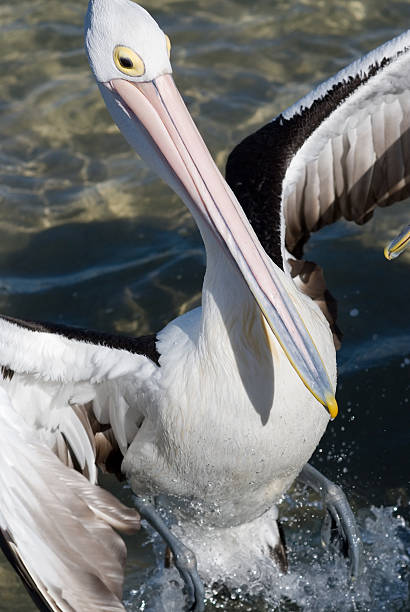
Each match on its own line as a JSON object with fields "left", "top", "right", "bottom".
{"left": 113, "top": 45, "right": 145, "bottom": 77}
{"left": 165, "top": 34, "right": 171, "bottom": 58}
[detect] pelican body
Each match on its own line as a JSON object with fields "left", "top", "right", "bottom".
{"left": 0, "top": 0, "right": 408, "bottom": 609}
{"left": 84, "top": 0, "right": 337, "bottom": 577}
{"left": 123, "top": 246, "right": 334, "bottom": 573}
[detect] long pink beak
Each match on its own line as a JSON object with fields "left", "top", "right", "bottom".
{"left": 103, "top": 74, "right": 337, "bottom": 418}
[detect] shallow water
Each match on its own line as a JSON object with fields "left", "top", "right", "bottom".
{"left": 0, "top": 0, "right": 409, "bottom": 610}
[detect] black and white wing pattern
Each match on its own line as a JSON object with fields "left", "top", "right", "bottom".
{"left": 0, "top": 315, "right": 160, "bottom": 611}
{"left": 226, "top": 29, "right": 410, "bottom": 346}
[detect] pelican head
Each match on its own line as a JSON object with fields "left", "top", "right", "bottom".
{"left": 86, "top": 0, "right": 171, "bottom": 84}
{"left": 84, "top": 0, "right": 338, "bottom": 418}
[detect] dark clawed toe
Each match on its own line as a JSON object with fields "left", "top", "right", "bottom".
{"left": 298, "top": 463, "right": 362, "bottom": 578}
{"left": 133, "top": 496, "right": 205, "bottom": 611}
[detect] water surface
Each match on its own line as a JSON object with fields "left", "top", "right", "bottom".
{"left": 0, "top": 0, "right": 409, "bottom": 610}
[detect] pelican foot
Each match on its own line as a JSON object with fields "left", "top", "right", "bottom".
{"left": 133, "top": 496, "right": 205, "bottom": 612}
{"left": 298, "top": 463, "right": 362, "bottom": 578}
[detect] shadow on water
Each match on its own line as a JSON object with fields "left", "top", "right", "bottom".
{"left": 0, "top": 218, "right": 204, "bottom": 336}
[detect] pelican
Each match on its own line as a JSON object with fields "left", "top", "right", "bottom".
{"left": 0, "top": 0, "right": 409, "bottom": 610}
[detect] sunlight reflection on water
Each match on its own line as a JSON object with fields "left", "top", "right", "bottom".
{"left": 0, "top": 0, "right": 409, "bottom": 610}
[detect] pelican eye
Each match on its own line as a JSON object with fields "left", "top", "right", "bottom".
{"left": 165, "top": 34, "right": 171, "bottom": 58}
{"left": 113, "top": 45, "right": 145, "bottom": 77}
{"left": 119, "top": 56, "right": 133, "bottom": 69}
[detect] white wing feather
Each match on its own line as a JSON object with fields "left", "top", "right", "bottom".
{"left": 0, "top": 387, "right": 140, "bottom": 611}
{"left": 0, "top": 317, "right": 158, "bottom": 609}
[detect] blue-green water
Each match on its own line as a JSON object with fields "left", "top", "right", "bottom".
{"left": 0, "top": 0, "right": 409, "bottom": 610}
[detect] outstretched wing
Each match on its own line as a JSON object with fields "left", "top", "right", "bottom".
{"left": 0, "top": 315, "right": 160, "bottom": 611}
{"left": 226, "top": 29, "right": 410, "bottom": 346}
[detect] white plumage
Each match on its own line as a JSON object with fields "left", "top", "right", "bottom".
{"left": 0, "top": 1, "right": 408, "bottom": 610}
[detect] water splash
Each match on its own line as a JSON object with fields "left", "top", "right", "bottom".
{"left": 124, "top": 505, "right": 409, "bottom": 611}
{"left": 271, "top": 505, "right": 409, "bottom": 611}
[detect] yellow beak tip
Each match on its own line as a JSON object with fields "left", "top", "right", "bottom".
{"left": 384, "top": 224, "right": 410, "bottom": 260}
{"left": 384, "top": 246, "right": 392, "bottom": 260}
{"left": 326, "top": 395, "right": 338, "bottom": 420}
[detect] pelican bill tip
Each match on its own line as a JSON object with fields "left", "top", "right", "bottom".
{"left": 384, "top": 224, "right": 410, "bottom": 260}
{"left": 384, "top": 245, "right": 392, "bottom": 260}
{"left": 326, "top": 394, "right": 338, "bottom": 420}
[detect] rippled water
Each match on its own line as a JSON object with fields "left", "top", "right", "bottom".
{"left": 0, "top": 0, "right": 409, "bottom": 610}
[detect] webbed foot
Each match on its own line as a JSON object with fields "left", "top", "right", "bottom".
{"left": 298, "top": 463, "right": 362, "bottom": 577}
{"left": 133, "top": 496, "right": 205, "bottom": 612}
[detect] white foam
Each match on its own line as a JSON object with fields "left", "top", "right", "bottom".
{"left": 123, "top": 500, "right": 409, "bottom": 611}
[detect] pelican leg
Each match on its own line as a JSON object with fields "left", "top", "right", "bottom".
{"left": 298, "top": 463, "right": 362, "bottom": 578}
{"left": 133, "top": 496, "right": 205, "bottom": 612}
